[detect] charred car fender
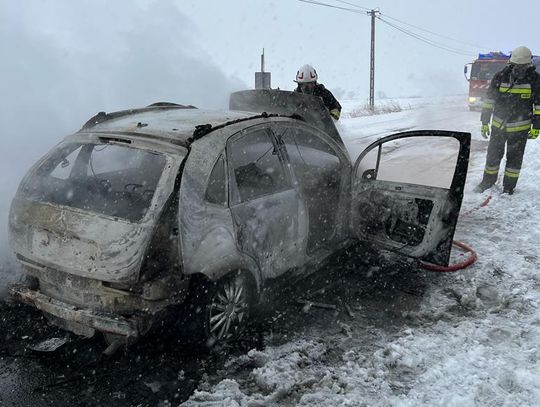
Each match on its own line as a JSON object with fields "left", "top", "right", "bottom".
{"left": 182, "top": 226, "right": 261, "bottom": 290}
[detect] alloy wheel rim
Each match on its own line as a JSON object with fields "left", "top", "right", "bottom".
{"left": 208, "top": 278, "right": 248, "bottom": 340}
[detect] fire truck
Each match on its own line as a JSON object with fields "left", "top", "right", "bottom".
{"left": 464, "top": 52, "right": 540, "bottom": 111}
{"left": 464, "top": 52, "right": 509, "bottom": 110}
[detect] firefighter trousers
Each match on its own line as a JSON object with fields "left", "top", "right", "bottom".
{"left": 480, "top": 128, "right": 529, "bottom": 190}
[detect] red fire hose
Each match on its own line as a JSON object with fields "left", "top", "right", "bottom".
{"left": 419, "top": 240, "right": 477, "bottom": 272}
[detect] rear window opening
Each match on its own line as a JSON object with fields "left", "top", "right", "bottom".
{"left": 20, "top": 142, "right": 167, "bottom": 222}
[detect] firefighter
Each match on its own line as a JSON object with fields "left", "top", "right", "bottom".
{"left": 294, "top": 64, "right": 342, "bottom": 120}
{"left": 475, "top": 46, "right": 540, "bottom": 194}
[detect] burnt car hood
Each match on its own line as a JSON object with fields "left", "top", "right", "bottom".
{"left": 229, "top": 89, "right": 344, "bottom": 147}
{"left": 9, "top": 198, "right": 153, "bottom": 283}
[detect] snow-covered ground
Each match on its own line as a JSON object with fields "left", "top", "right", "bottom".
{"left": 182, "top": 96, "right": 540, "bottom": 406}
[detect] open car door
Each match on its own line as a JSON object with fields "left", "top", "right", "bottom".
{"left": 352, "top": 130, "right": 470, "bottom": 266}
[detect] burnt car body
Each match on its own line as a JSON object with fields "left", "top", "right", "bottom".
{"left": 8, "top": 90, "right": 470, "bottom": 345}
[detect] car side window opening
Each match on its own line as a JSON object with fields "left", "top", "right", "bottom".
{"left": 205, "top": 155, "right": 227, "bottom": 206}
{"left": 21, "top": 142, "right": 167, "bottom": 222}
{"left": 228, "top": 128, "right": 290, "bottom": 203}
{"left": 356, "top": 136, "right": 459, "bottom": 189}
{"left": 280, "top": 126, "right": 344, "bottom": 252}
{"left": 354, "top": 135, "right": 460, "bottom": 247}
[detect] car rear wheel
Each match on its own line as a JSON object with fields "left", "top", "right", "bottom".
{"left": 183, "top": 271, "right": 254, "bottom": 348}
{"left": 204, "top": 271, "right": 253, "bottom": 345}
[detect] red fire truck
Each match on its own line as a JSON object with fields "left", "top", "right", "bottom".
{"left": 464, "top": 52, "right": 540, "bottom": 111}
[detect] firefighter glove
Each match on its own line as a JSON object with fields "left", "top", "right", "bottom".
{"left": 330, "top": 108, "right": 340, "bottom": 120}
{"left": 481, "top": 124, "right": 490, "bottom": 139}
{"left": 529, "top": 128, "right": 539, "bottom": 140}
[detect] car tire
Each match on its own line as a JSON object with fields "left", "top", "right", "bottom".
{"left": 188, "top": 271, "right": 255, "bottom": 348}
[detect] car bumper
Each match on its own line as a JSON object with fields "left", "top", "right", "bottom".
{"left": 10, "top": 284, "right": 143, "bottom": 338}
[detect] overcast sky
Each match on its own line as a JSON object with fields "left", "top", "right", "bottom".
{"left": 182, "top": 0, "right": 540, "bottom": 97}
{"left": 1, "top": 0, "right": 539, "bottom": 274}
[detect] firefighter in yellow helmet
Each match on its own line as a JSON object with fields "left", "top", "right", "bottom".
{"left": 294, "top": 64, "right": 342, "bottom": 120}
{"left": 475, "top": 46, "right": 540, "bottom": 195}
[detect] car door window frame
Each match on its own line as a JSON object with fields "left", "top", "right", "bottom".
{"left": 272, "top": 122, "right": 351, "bottom": 252}
{"left": 226, "top": 124, "right": 293, "bottom": 205}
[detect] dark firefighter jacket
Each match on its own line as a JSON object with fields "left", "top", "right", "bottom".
{"left": 294, "top": 83, "right": 342, "bottom": 119}
{"left": 481, "top": 65, "right": 540, "bottom": 132}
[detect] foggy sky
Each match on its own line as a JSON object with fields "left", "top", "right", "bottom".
{"left": 0, "top": 0, "right": 246, "bottom": 289}
{"left": 1, "top": 0, "right": 539, "bottom": 290}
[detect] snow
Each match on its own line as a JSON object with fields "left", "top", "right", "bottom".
{"left": 180, "top": 96, "right": 540, "bottom": 406}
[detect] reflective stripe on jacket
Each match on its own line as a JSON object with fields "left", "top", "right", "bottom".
{"left": 481, "top": 65, "right": 540, "bottom": 131}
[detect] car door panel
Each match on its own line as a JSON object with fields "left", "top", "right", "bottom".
{"left": 227, "top": 126, "right": 307, "bottom": 279}
{"left": 231, "top": 189, "right": 305, "bottom": 278}
{"left": 352, "top": 130, "right": 470, "bottom": 266}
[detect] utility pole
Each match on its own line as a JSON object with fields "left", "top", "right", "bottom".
{"left": 367, "top": 9, "right": 380, "bottom": 112}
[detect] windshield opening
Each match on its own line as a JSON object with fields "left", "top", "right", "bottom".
{"left": 20, "top": 142, "right": 168, "bottom": 222}
{"left": 470, "top": 62, "right": 507, "bottom": 80}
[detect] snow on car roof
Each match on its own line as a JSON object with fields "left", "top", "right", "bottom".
{"left": 78, "top": 105, "right": 255, "bottom": 146}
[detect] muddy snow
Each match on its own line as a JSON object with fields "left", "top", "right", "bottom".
{"left": 181, "top": 97, "right": 540, "bottom": 406}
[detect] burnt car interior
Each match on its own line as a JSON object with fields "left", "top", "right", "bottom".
{"left": 228, "top": 129, "right": 290, "bottom": 203}
{"left": 358, "top": 188, "right": 435, "bottom": 247}
{"left": 24, "top": 142, "right": 165, "bottom": 222}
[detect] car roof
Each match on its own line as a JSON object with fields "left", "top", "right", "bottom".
{"left": 77, "top": 104, "right": 256, "bottom": 147}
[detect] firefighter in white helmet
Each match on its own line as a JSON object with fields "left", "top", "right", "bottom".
{"left": 475, "top": 46, "right": 540, "bottom": 194}
{"left": 294, "top": 64, "right": 342, "bottom": 120}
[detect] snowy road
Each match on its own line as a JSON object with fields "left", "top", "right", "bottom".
{"left": 2, "top": 97, "right": 539, "bottom": 407}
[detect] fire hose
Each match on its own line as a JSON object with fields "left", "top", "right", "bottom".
{"left": 419, "top": 240, "right": 477, "bottom": 272}
{"left": 418, "top": 195, "right": 492, "bottom": 272}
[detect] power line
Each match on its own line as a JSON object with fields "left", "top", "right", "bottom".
{"left": 381, "top": 13, "right": 494, "bottom": 51}
{"left": 297, "top": 0, "right": 365, "bottom": 14}
{"left": 297, "top": 0, "right": 480, "bottom": 110}
{"left": 331, "top": 0, "right": 371, "bottom": 12}
{"left": 379, "top": 17, "right": 475, "bottom": 56}
{"left": 299, "top": 0, "right": 483, "bottom": 56}
{"left": 377, "top": 17, "right": 476, "bottom": 56}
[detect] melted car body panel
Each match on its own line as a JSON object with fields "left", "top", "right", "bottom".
{"left": 177, "top": 124, "right": 260, "bottom": 283}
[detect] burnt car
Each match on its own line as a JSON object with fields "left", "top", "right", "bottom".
{"left": 8, "top": 90, "right": 470, "bottom": 347}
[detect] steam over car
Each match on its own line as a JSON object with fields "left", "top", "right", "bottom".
{"left": 8, "top": 90, "right": 470, "bottom": 347}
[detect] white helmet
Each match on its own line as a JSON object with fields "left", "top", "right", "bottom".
{"left": 510, "top": 46, "right": 532, "bottom": 65}
{"left": 295, "top": 64, "right": 318, "bottom": 83}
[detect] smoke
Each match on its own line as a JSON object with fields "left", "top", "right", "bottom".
{"left": 0, "top": 1, "right": 246, "bottom": 295}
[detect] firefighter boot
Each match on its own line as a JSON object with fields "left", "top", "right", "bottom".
{"left": 474, "top": 174, "right": 497, "bottom": 193}
{"left": 503, "top": 178, "right": 517, "bottom": 195}
{"left": 502, "top": 187, "right": 514, "bottom": 195}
